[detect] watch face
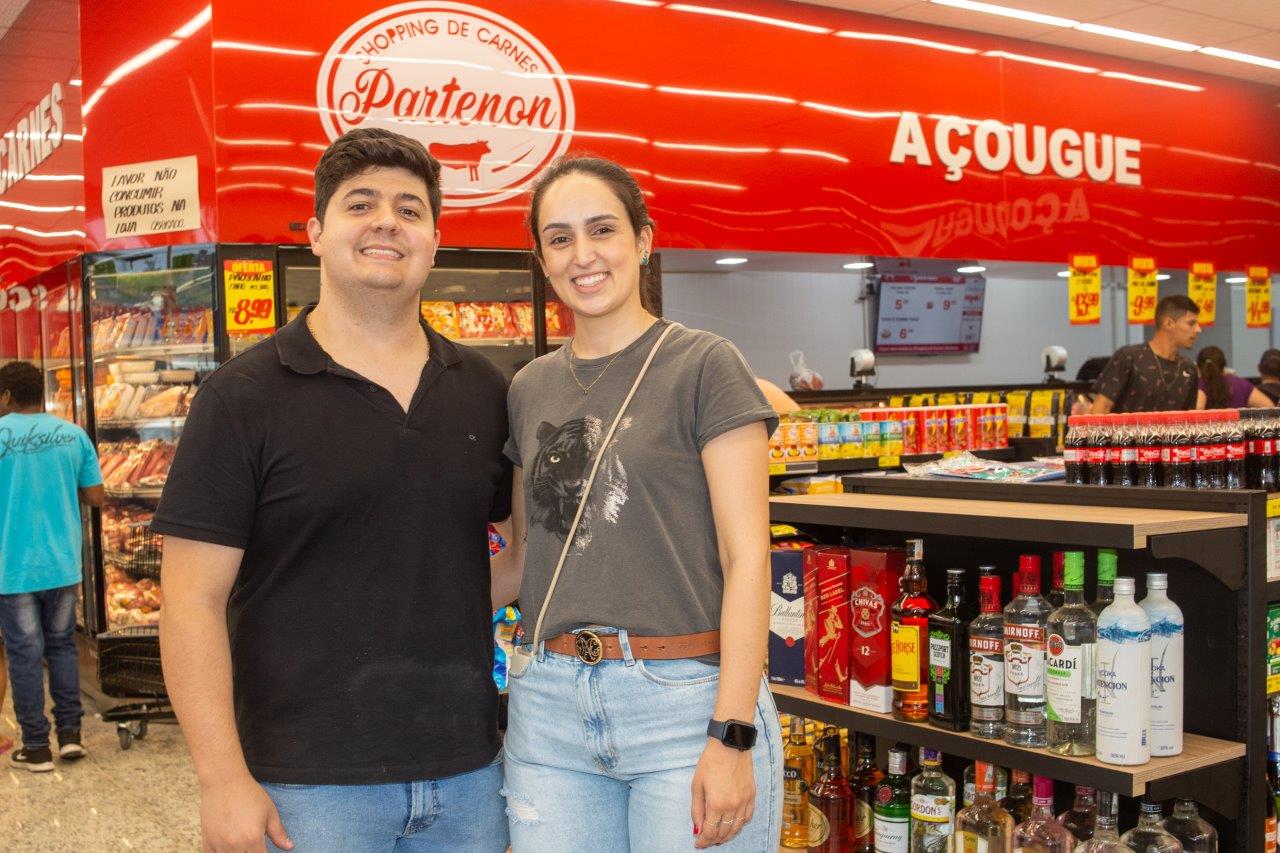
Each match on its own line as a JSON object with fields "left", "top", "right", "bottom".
{"left": 723, "top": 722, "right": 758, "bottom": 750}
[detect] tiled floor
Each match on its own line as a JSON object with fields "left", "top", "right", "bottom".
{"left": 0, "top": 687, "right": 201, "bottom": 852}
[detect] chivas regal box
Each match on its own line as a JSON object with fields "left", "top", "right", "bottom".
{"left": 848, "top": 547, "right": 907, "bottom": 713}
{"left": 768, "top": 549, "right": 805, "bottom": 687}
{"left": 805, "top": 547, "right": 852, "bottom": 703}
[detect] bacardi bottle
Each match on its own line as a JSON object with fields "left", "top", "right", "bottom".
{"left": 1013, "top": 776, "right": 1076, "bottom": 852}
{"left": 1096, "top": 577, "right": 1152, "bottom": 766}
{"left": 999, "top": 769, "right": 1033, "bottom": 824}
{"left": 873, "top": 745, "right": 912, "bottom": 853}
{"left": 955, "top": 761, "right": 1015, "bottom": 852}
{"left": 928, "top": 567, "right": 972, "bottom": 731}
{"left": 1090, "top": 550, "right": 1117, "bottom": 617}
{"left": 969, "top": 567, "right": 1005, "bottom": 740}
{"left": 851, "top": 734, "right": 883, "bottom": 852}
{"left": 892, "top": 539, "right": 936, "bottom": 722}
{"left": 1058, "top": 785, "right": 1097, "bottom": 842}
{"left": 1120, "top": 799, "right": 1182, "bottom": 852}
{"left": 1075, "top": 791, "right": 1135, "bottom": 852}
{"left": 1161, "top": 800, "right": 1217, "bottom": 852}
{"left": 908, "top": 748, "right": 955, "bottom": 852}
{"left": 1139, "top": 572, "right": 1184, "bottom": 757}
{"left": 1004, "top": 558, "right": 1051, "bottom": 747}
{"left": 782, "top": 716, "right": 815, "bottom": 848}
{"left": 810, "top": 731, "right": 854, "bottom": 853}
{"left": 1046, "top": 551, "right": 1097, "bottom": 756}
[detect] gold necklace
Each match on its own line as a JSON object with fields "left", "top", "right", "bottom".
{"left": 568, "top": 343, "right": 624, "bottom": 395}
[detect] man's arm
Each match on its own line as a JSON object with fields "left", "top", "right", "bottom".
{"left": 1090, "top": 395, "right": 1115, "bottom": 414}
{"left": 79, "top": 485, "right": 105, "bottom": 508}
{"left": 159, "top": 536, "right": 292, "bottom": 852}
{"left": 489, "top": 473, "right": 525, "bottom": 610}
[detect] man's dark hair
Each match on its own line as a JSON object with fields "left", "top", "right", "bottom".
{"left": 313, "top": 128, "right": 442, "bottom": 225}
{"left": 0, "top": 361, "right": 42, "bottom": 408}
{"left": 1155, "top": 294, "right": 1199, "bottom": 327}
{"left": 1259, "top": 349, "right": 1280, "bottom": 379}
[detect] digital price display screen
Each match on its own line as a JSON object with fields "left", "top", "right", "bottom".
{"left": 874, "top": 265, "right": 985, "bottom": 354}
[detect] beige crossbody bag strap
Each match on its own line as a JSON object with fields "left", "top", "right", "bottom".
{"left": 509, "top": 322, "right": 677, "bottom": 677}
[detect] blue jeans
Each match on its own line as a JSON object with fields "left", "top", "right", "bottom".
{"left": 502, "top": 631, "right": 783, "bottom": 852}
{"left": 262, "top": 757, "right": 508, "bottom": 852}
{"left": 0, "top": 584, "right": 82, "bottom": 750}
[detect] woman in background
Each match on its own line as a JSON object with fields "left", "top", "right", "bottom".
{"left": 1197, "top": 345, "right": 1269, "bottom": 409}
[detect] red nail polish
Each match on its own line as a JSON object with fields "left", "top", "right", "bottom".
{"left": 693, "top": 824, "right": 700, "bottom": 836}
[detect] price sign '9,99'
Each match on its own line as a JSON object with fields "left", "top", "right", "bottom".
{"left": 223, "top": 259, "right": 277, "bottom": 336}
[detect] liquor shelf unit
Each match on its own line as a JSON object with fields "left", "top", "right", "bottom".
{"left": 768, "top": 478, "right": 1265, "bottom": 851}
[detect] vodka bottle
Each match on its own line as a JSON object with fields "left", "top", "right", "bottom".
{"left": 970, "top": 566, "right": 1005, "bottom": 739}
{"left": 1059, "top": 786, "right": 1098, "bottom": 842}
{"left": 1004, "top": 557, "right": 1052, "bottom": 747}
{"left": 1161, "top": 800, "right": 1217, "bottom": 852}
{"left": 1047, "top": 551, "right": 1097, "bottom": 756}
{"left": 1075, "top": 791, "right": 1135, "bottom": 852}
{"left": 955, "top": 761, "right": 1015, "bottom": 852}
{"left": 1013, "top": 776, "right": 1076, "bottom": 852}
{"left": 1096, "top": 577, "right": 1152, "bottom": 765}
{"left": 1120, "top": 800, "right": 1183, "bottom": 852}
{"left": 1139, "top": 572, "right": 1184, "bottom": 757}
{"left": 908, "top": 748, "right": 955, "bottom": 852}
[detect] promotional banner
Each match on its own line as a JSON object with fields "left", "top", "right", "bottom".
{"left": 1127, "top": 257, "right": 1158, "bottom": 326}
{"left": 1188, "top": 262, "right": 1217, "bottom": 327}
{"left": 1068, "top": 254, "right": 1101, "bottom": 326}
{"left": 223, "top": 259, "right": 276, "bottom": 336}
{"left": 1247, "top": 265, "right": 1272, "bottom": 330}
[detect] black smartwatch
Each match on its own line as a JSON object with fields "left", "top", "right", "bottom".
{"left": 707, "top": 718, "right": 758, "bottom": 750}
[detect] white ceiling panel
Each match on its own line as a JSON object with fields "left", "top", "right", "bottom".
{"left": 800, "top": 0, "right": 921, "bottom": 15}
{"left": 1030, "top": 29, "right": 1184, "bottom": 64}
{"left": 1090, "top": 5, "right": 1265, "bottom": 45}
{"left": 1159, "top": 0, "right": 1280, "bottom": 32}
{"left": 887, "top": 3, "right": 1062, "bottom": 41}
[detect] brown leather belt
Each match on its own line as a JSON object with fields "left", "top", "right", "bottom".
{"left": 544, "top": 629, "right": 720, "bottom": 665}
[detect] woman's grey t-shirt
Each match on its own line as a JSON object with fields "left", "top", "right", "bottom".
{"left": 504, "top": 320, "right": 778, "bottom": 640}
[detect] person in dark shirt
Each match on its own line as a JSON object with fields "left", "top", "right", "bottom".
{"left": 155, "top": 129, "right": 512, "bottom": 852}
{"left": 1258, "top": 350, "right": 1280, "bottom": 404}
{"left": 1091, "top": 295, "right": 1202, "bottom": 414}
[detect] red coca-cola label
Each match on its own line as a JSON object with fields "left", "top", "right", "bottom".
{"left": 1137, "top": 447, "right": 1162, "bottom": 464}
{"left": 1085, "top": 448, "right": 1107, "bottom": 465}
{"left": 1227, "top": 441, "right": 1246, "bottom": 461}
{"left": 1168, "top": 446, "right": 1195, "bottom": 464}
{"left": 1203, "top": 443, "right": 1226, "bottom": 462}
{"left": 1106, "top": 446, "right": 1123, "bottom": 464}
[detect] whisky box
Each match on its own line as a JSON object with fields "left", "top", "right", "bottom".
{"left": 847, "top": 546, "right": 906, "bottom": 713}
{"left": 809, "top": 547, "right": 852, "bottom": 703}
{"left": 1269, "top": 604, "right": 1280, "bottom": 695}
{"left": 768, "top": 549, "right": 805, "bottom": 687}
{"left": 803, "top": 548, "right": 821, "bottom": 694}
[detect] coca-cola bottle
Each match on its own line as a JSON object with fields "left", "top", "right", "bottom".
{"left": 1164, "top": 413, "right": 1194, "bottom": 489}
{"left": 1135, "top": 413, "right": 1162, "bottom": 488}
{"left": 1089, "top": 415, "right": 1112, "bottom": 486}
{"left": 1266, "top": 409, "right": 1280, "bottom": 492}
{"left": 1113, "top": 415, "right": 1138, "bottom": 487}
{"left": 1064, "top": 416, "right": 1087, "bottom": 485}
{"left": 1225, "top": 409, "right": 1246, "bottom": 490}
{"left": 1192, "top": 411, "right": 1217, "bottom": 490}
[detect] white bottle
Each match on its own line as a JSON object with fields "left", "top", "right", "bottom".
{"left": 1095, "top": 577, "right": 1151, "bottom": 766}
{"left": 1139, "top": 572, "right": 1183, "bottom": 757}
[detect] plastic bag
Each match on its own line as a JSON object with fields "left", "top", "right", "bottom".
{"left": 788, "top": 350, "right": 824, "bottom": 391}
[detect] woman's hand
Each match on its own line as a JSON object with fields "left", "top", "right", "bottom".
{"left": 691, "top": 739, "right": 755, "bottom": 848}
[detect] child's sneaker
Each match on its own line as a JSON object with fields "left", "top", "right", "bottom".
{"left": 10, "top": 746, "right": 54, "bottom": 772}
{"left": 57, "top": 730, "right": 87, "bottom": 761}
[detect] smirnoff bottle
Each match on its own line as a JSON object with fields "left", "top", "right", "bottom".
{"left": 927, "top": 568, "right": 972, "bottom": 731}
{"left": 1096, "top": 577, "right": 1152, "bottom": 766}
{"left": 969, "top": 567, "right": 1005, "bottom": 740}
{"left": 908, "top": 748, "right": 955, "bottom": 852}
{"left": 892, "top": 539, "right": 937, "bottom": 722}
{"left": 1004, "top": 558, "right": 1051, "bottom": 747}
{"left": 955, "top": 761, "right": 1015, "bottom": 852}
{"left": 1047, "top": 551, "right": 1097, "bottom": 756}
{"left": 1139, "top": 572, "right": 1184, "bottom": 757}
{"left": 1013, "top": 776, "right": 1076, "bottom": 852}
{"left": 1075, "top": 791, "right": 1135, "bottom": 852}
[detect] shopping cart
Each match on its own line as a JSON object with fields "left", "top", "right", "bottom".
{"left": 95, "top": 625, "right": 174, "bottom": 749}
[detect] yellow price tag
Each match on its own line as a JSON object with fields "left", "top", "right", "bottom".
{"left": 943, "top": 451, "right": 959, "bottom": 459}
{"left": 1270, "top": 674, "right": 1280, "bottom": 695}
{"left": 223, "top": 259, "right": 276, "bottom": 336}
{"left": 769, "top": 463, "right": 787, "bottom": 476}
{"left": 879, "top": 455, "right": 901, "bottom": 468}
{"left": 1267, "top": 496, "right": 1280, "bottom": 518}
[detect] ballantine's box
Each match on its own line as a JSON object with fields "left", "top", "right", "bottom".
{"left": 768, "top": 550, "right": 805, "bottom": 686}
{"left": 805, "top": 547, "right": 852, "bottom": 703}
{"left": 848, "top": 547, "right": 906, "bottom": 713}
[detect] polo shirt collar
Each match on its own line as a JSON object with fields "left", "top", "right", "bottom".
{"left": 275, "top": 305, "right": 462, "bottom": 375}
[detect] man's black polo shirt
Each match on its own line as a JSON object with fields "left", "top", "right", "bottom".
{"left": 152, "top": 308, "right": 512, "bottom": 784}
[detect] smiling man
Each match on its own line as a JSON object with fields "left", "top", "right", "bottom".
{"left": 155, "top": 128, "right": 512, "bottom": 852}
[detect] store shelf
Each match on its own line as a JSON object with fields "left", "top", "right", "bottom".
{"left": 770, "top": 447, "right": 1016, "bottom": 478}
{"left": 450, "top": 336, "right": 569, "bottom": 347}
{"left": 105, "top": 486, "right": 165, "bottom": 500}
{"left": 43, "top": 358, "right": 73, "bottom": 372}
{"left": 93, "top": 343, "right": 212, "bottom": 362}
{"left": 97, "top": 417, "right": 186, "bottom": 430}
{"left": 769, "top": 491, "right": 1245, "bottom": 550}
{"left": 770, "top": 684, "right": 1245, "bottom": 801}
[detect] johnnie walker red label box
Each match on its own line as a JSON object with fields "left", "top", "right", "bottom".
{"left": 768, "top": 549, "right": 805, "bottom": 687}
{"left": 805, "top": 547, "right": 852, "bottom": 703}
{"left": 848, "top": 546, "right": 907, "bottom": 713}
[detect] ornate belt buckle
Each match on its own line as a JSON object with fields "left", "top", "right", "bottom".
{"left": 575, "top": 630, "right": 604, "bottom": 665}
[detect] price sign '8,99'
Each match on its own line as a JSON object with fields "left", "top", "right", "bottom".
{"left": 224, "top": 259, "right": 277, "bottom": 336}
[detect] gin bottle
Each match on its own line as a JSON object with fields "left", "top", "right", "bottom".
{"left": 1004, "top": 557, "right": 1052, "bottom": 747}
{"left": 1139, "top": 572, "right": 1184, "bottom": 757}
{"left": 1059, "top": 786, "right": 1098, "bottom": 842}
{"left": 892, "top": 539, "right": 936, "bottom": 722}
{"left": 851, "top": 734, "right": 882, "bottom": 852}
{"left": 1161, "top": 800, "right": 1217, "bottom": 852}
{"left": 782, "top": 716, "right": 815, "bottom": 848}
{"left": 928, "top": 567, "right": 972, "bottom": 731}
{"left": 1013, "top": 776, "right": 1076, "bottom": 852}
{"left": 1075, "top": 791, "right": 1135, "bottom": 852}
{"left": 873, "top": 744, "right": 912, "bottom": 853}
{"left": 955, "top": 761, "right": 1015, "bottom": 852}
{"left": 1047, "top": 551, "right": 1097, "bottom": 756}
{"left": 1096, "top": 577, "right": 1151, "bottom": 766}
{"left": 1090, "top": 550, "right": 1117, "bottom": 617}
{"left": 970, "top": 566, "right": 1005, "bottom": 739}
{"left": 1120, "top": 799, "right": 1182, "bottom": 852}
{"left": 908, "top": 748, "right": 955, "bottom": 852}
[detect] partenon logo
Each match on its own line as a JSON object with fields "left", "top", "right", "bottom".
{"left": 317, "top": 2, "right": 575, "bottom": 208}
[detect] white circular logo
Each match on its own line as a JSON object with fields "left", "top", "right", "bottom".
{"left": 317, "top": 2, "right": 575, "bottom": 208}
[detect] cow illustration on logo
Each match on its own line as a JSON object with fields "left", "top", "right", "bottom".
{"left": 317, "top": 2, "right": 575, "bottom": 208}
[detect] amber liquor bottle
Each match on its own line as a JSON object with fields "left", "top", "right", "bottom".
{"left": 851, "top": 734, "right": 883, "bottom": 852}
{"left": 891, "top": 538, "right": 937, "bottom": 722}
{"left": 809, "top": 730, "right": 854, "bottom": 852}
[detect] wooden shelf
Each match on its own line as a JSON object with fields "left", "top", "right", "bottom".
{"left": 770, "top": 684, "right": 1245, "bottom": 798}
{"left": 769, "top": 491, "right": 1246, "bottom": 549}
{"left": 770, "top": 447, "right": 1017, "bottom": 478}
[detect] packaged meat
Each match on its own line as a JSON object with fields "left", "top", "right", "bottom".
{"left": 137, "top": 385, "right": 188, "bottom": 418}
{"left": 457, "top": 302, "right": 517, "bottom": 338}
{"left": 420, "top": 301, "right": 461, "bottom": 338}
{"left": 116, "top": 360, "right": 158, "bottom": 374}
{"left": 159, "top": 369, "right": 196, "bottom": 383}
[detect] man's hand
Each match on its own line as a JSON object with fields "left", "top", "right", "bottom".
{"left": 200, "top": 774, "right": 292, "bottom": 853}
{"left": 691, "top": 739, "right": 755, "bottom": 848}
